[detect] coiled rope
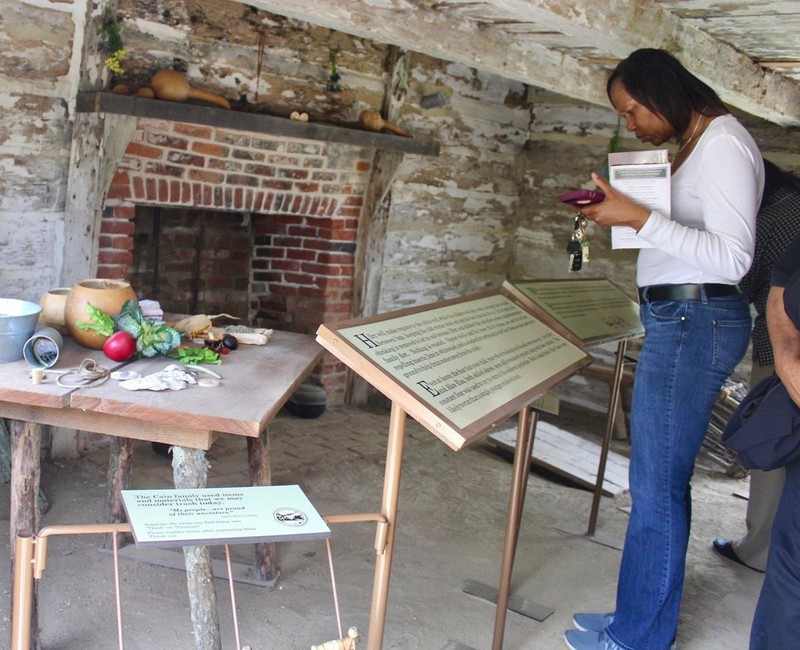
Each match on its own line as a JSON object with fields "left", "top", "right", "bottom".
{"left": 55, "top": 359, "right": 112, "bottom": 388}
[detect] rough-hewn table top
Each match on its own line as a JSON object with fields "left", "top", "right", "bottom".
{"left": 0, "top": 331, "right": 323, "bottom": 447}
{"left": 69, "top": 331, "right": 323, "bottom": 438}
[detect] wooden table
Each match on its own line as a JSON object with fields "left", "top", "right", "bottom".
{"left": 3, "top": 332, "right": 323, "bottom": 650}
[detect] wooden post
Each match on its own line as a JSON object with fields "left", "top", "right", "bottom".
{"left": 347, "top": 45, "right": 408, "bottom": 405}
{"left": 104, "top": 436, "right": 134, "bottom": 549}
{"left": 171, "top": 446, "right": 221, "bottom": 650}
{"left": 246, "top": 428, "right": 277, "bottom": 581}
{"left": 9, "top": 419, "right": 41, "bottom": 649}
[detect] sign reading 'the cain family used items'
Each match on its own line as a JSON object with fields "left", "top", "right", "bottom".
{"left": 121, "top": 485, "right": 330, "bottom": 548}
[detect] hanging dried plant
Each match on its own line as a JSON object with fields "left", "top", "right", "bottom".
{"left": 98, "top": 10, "right": 126, "bottom": 74}
{"left": 326, "top": 49, "right": 342, "bottom": 92}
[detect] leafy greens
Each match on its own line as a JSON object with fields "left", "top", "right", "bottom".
{"left": 75, "top": 303, "right": 115, "bottom": 337}
{"left": 114, "top": 300, "right": 182, "bottom": 357}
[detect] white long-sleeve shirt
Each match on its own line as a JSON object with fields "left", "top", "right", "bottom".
{"left": 636, "top": 114, "right": 764, "bottom": 287}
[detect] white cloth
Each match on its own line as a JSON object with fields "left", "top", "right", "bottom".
{"left": 119, "top": 365, "right": 197, "bottom": 391}
{"left": 636, "top": 114, "right": 764, "bottom": 287}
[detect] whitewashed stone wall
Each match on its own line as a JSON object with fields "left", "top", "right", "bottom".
{"left": 0, "top": 1, "right": 80, "bottom": 300}
{"left": 378, "top": 55, "right": 531, "bottom": 310}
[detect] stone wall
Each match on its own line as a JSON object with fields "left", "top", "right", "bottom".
{"left": 375, "top": 55, "right": 532, "bottom": 309}
{"left": 0, "top": 1, "right": 78, "bottom": 299}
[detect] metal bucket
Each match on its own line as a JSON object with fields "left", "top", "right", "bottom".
{"left": 0, "top": 299, "right": 42, "bottom": 362}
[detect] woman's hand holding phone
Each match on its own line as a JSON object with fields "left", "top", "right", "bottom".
{"left": 561, "top": 173, "right": 651, "bottom": 231}
{"left": 558, "top": 189, "right": 606, "bottom": 206}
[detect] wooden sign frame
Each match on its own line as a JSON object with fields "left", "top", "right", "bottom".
{"left": 317, "top": 288, "right": 592, "bottom": 451}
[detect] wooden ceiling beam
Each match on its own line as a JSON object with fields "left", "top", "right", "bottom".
{"left": 245, "top": 0, "right": 609, "bottom": 106}
{"left": 244, "top": 0, "right": 800, "bottom": 125}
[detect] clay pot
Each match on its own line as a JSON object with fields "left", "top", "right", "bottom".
{"left": 38, "top": 287, "right": 71, "bottom": 334}
{"left": 64, "top": 279, "right": 137, "bottom": 349}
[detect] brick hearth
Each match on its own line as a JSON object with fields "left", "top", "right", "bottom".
{"left": 98, "top": 117, "right": 374, "bottom": 404}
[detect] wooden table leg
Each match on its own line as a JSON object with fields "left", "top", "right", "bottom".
{"left": 3, "top": 419, "right": 49, "bottom": 516}
{"left": 104, "top": 436, "right": 134, "bottom": 549}
{"left": 247, "top": 428, "right": 277, "bottom": 581}
{"left": 9, "top": 419, "right": 42, "bottom": 649}
{"left": 171, "top": 446, "right": 221, "bottom": 650}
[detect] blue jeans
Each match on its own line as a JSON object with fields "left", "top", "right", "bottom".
{"left": 606, "top": 293, "right": 751, "bottom": 650}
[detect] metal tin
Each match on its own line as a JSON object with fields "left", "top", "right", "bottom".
{"left": 0, "top": 298, "right": 42, "bottom": 362}
{"left": 23, "top": 327, "right": 64, "bottom": 368}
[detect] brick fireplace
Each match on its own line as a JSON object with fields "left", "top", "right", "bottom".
{"left": 98, "top": 117, "right": 375, "bottom": 404}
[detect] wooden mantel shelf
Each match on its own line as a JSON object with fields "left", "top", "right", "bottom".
{"left": 76, "top": 92, "right": 439, "bottom": 157}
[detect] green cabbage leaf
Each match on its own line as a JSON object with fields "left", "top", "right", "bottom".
{"left": 114, "top": 300, "right": 182, "bottom": 357}
{"left": 75, "top": 303, "right": 115, "bottom": 337}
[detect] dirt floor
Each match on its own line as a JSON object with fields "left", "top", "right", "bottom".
{"left": 1, "top": 401, "right": 763, "bottom": 649}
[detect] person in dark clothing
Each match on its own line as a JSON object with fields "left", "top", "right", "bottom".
{"left": 749, "top": 228, "right": 800, "bottom": 649}
{"left": 713, "top": 160, "right": 800, "bottom": 572}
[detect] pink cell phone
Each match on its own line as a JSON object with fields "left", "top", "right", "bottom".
{"left": 558, "top": 189, "right": 605, "bottom": 206}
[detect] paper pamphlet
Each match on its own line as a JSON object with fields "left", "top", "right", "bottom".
{"left": 121, "top": 485, "right": 331, "bottom": 547}
{"left": 608, "top": 149, "right": 670, "bottom": 249}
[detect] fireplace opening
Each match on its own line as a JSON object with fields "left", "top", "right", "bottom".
{"left": 129, "top": 206, "right": 251, "bottom": 319}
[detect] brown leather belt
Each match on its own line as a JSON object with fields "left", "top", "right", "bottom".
{"left": 638, "top": 283, "right": 742, "bottom": 303}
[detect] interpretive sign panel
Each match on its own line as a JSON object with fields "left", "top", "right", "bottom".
{"left": 502, "top": 278, "right": 643, "bottom": 346}
{"left": 121, "top": 485, "right": 330, "bottom": 548}
{"left": 316, "top": 289, "right": 591, "bottom": 451}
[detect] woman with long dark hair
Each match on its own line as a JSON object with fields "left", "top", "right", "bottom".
{"left": 565, "top": 49, "right": 764, "bottom": 650}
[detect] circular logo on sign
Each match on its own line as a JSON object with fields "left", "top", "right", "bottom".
{"left": 274, "top": 508, "right": 307, "bottom": 527}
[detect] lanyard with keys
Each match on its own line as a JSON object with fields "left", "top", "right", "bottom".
{"left": 566, "top": 215, "right": 589, "bottom": 272}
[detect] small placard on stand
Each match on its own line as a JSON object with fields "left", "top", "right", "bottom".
{"left": 121, "top": 485, "right": 330, "bottom": 548}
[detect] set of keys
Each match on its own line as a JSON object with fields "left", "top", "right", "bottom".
{"left": 566, "top": 214, "right": 589, "bottom": 272}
